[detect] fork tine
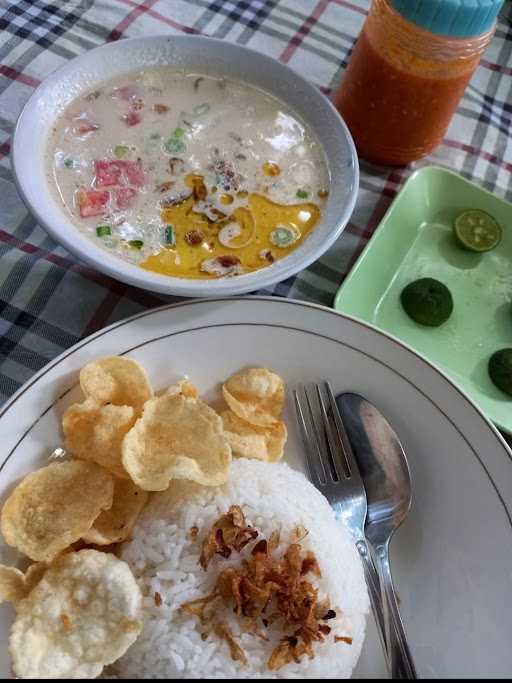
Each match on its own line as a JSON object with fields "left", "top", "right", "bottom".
{"left": 303, "top": 385, "right": 330, "bottom": 483}
{"left": 325, "top": 382, "right": 364, "bottom": 483}
{"left": 315, "top": 383, "right": 347, "bottom": 481}
{"left": 293, "top": 387, "right": 323, "bottom": 486}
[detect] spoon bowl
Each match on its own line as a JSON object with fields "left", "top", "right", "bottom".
{"left": 342, "top": 396, "right": 412, "bottom": 538}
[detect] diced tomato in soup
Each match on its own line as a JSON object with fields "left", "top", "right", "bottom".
{"left": 76, "top": 121, "right": 100, "bottom": 135}
{"left": 77, "top": 189, "right": 110, "bottom": 218}
{"left": 122, "top": 109, "right": 142, "bottom": 127}
{"left": 94, "top": 160, "right": 144, "bottom": 188}
{"left": 71, "top": 114, "right": 100, "bottom": 136}
{"left": 123, "top": 160, "right": 144, "bottom": 187}
{"left": 114, "top": 187, "right": 137, "bottom": 210}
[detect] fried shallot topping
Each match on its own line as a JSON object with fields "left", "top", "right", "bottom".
{"left": 322, "top": 608, "right": 337, "bottom": 620}
{"left": 190, "top": 175, "right": 208, "bottom": 202}
{"left": 181, "top": 592, "right": 220, "bottom": 624}
{"left": 217, "top": 255, "right": 241, "bottom": 269}
{"left": 60, "top": 613, "right": 72, "bottom": 630}
{"left": 184, "top": 229, "right": 205, "bottom": 246}
{"left": 183, "top": 511, "right": 350, "bottom": 671}
{"left": 214, "top": 622, "right": 248, "bottom": 665}
{"left": 301, "top": 551, "right": 321, "bottom": 578}
{"left": 199, "top": 505, "right": 258, "bottom": 570}
{"left": 156, "top": 180, "right": 175, "bottom": 194}
{"left": 291, "top": 525, "right": 309, "bottom": 542}
{"left": 268, "top": 635, "right": 314, "bottom": 670}
{"left": 335, "top": 635, "right": 353, "bottom": 645}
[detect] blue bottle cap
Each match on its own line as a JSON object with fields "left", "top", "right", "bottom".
{"left": 390, "top": 0, "right": 504, "bottom": 38}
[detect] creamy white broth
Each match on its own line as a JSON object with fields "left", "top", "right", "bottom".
{"left": 46, "top": 70, "right": 329, "bottom": 278}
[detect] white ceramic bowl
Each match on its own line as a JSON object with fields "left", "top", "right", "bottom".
{"left": 12, "top": 35, "right": 358, "bottom": 297}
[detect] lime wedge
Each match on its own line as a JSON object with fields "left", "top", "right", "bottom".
{"left": 454, "top": 209, "right": 502, "bottom": 252}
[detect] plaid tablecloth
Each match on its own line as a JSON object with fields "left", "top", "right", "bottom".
{"left": 0, "top": 0, "right": 511, "bottom": 405}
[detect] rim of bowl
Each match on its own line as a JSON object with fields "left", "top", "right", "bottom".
{"left": 12, "top": 35, "right": 359, "bottom": 297}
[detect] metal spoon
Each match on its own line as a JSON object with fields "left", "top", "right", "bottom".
{"left": 336, "top": 392, "right": 417, "bottom": 679}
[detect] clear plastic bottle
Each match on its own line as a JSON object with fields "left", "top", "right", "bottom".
{"left": 335, "top": 0, "right": 504, "bottom": 166}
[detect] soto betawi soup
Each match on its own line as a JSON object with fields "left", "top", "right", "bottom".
{"left": 46, "top": 70, "right": 329, "bottom": 280}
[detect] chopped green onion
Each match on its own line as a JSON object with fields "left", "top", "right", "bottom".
{"left": 174, "top": 127, "right": 185, "bottom": 139}
{"left": 114, "top": 145, "right": 129, "bottom": 158}
{"left": 296, "top": 189, "right": 309, "bottom": 199}
{"left": 64, "top": 158, "right": 75, "bottom": 169}
{"left": 165, "top": 224, "right": 176, "bottom": 246}
{"left": 96, "top": 225, "right": 111, "bottom": 238}
{"left": 270, "top": 226, "right": 298, "bottom": 248}
{"left": 128, "top": 239, "right": 144, "bottom": 249}
{"left": 164, "top": 138, "right": 186, "bottom": 154}
{"left": 193, "top": 103, "right": 210, "bottom": 116}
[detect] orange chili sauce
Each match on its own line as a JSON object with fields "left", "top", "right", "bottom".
{"left": 335, "top": 29, "right": 479, "bottom": 166}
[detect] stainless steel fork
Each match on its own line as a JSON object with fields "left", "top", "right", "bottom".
{"left": 294, "top": 381, "right": 390, "bottom": 672}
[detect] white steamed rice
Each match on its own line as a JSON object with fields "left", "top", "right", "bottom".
{"left": 113, "top": 458, "right": 369, "bottom": 679}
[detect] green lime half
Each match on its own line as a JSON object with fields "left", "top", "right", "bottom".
{"left": 401, "top": 278, "right": 453, "bottom": 327}
{"left": 454, "top": 209, "right": 502, "bottom": 252}
{"left": 488, "top": 348, "right": 512, "bottom": 397}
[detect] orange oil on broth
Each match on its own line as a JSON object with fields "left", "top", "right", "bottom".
{"left": 141, "top": 176, "right": 321, "bottom": 279}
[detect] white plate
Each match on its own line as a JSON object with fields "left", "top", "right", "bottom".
{"left": 1, "top": 297, "right": 511, "bottom": 679}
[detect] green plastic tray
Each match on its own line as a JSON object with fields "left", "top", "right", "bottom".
{"left": 335, "top": 166, "right": 512, "bottom": 434}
